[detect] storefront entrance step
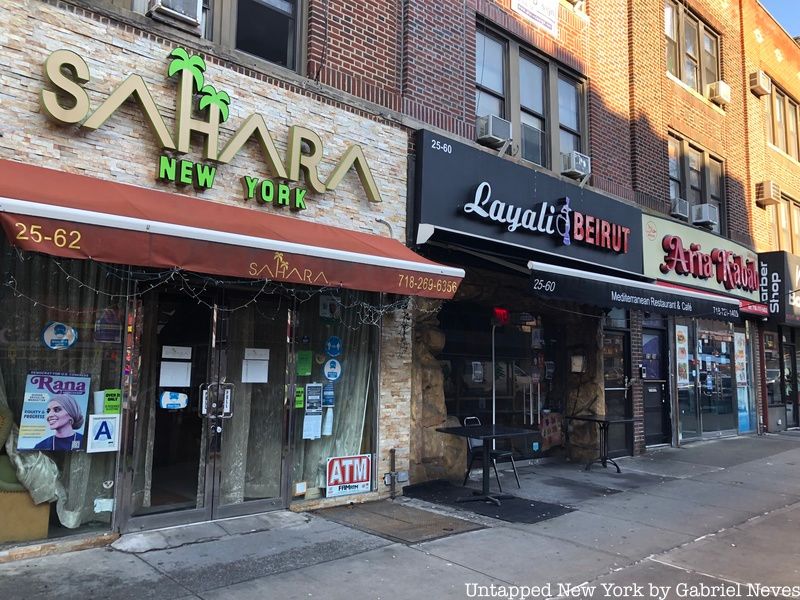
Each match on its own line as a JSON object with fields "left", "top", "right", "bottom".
{"left": 313, "top": 499, "right": 484, "bottom": 544}
{"left": 0, "top": 532, "right": 118, "bottom": 564}
{"left": 113, "top": 521, "right": 228, "bottom": 554}
{"left": 112, "top": 511, "right": 314, "bottom": 554}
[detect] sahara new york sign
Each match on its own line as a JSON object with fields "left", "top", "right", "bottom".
{"left": 39, "top": 48, "right": 382, "bottom": 209}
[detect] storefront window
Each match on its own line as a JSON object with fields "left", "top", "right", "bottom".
{"left": 0, "top": 239, "right": 124, "bottom": 544}
{"left": 438, "top": 302, "right": 546, "bottom": 456}
{"left": 290, "top": 290, "right": 378, "bottom": 501}
{"left": 676, "top": 318, "right": 746, "bottom": 438}
{"left": 642, "top": 313, "right": 666, "bottom": 329}
{"left": 603, "top": 308, "right": 628, "bottom": 329}
{"left": 675, "top": 319, "right": 699, "bottom": 440}
{"left": 764, "top": 332, "right": 781, "bottom": 406}
{"left": 782, "top": 341, "right": 797, "bottom": 429}
{"left": 734, "top": 325, "right": 756, "bottom": 433}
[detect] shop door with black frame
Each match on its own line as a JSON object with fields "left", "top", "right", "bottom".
{"left": 784, "top": 343, "right": 799, "bottom": 429}
{"left": 603, "top": 331, "right": 633, "bottom": 457}
{"left": 121, "top": 284, "right": 288, "bottom": 531}
{"left": 642, "top": 329, "right": 670, "bottom": 445}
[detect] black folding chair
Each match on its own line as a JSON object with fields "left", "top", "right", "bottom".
{"left": 462, "top": 416, "right": 521, "bottom": 491}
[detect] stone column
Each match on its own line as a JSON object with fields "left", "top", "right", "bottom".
{"left": 562, "top": 312, "right": 605, "bottom": 462}
{"left": 409, "top": 298, "right": 465, "bottom": 483}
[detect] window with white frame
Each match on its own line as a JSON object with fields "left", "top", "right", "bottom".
{"left": 475, "top": 25, "right": 585, "bottom": 170}
{"left": 668, "top": 133, "right": 725, "bottom": 233}
{"left": 664, "top": 0, "right": 720, "bottom": 94}
{"left": 765, "top": 82, "right": 800, "bottom": 160}
{"left": 771, "top": 195, "right": 800, "bottom": 254}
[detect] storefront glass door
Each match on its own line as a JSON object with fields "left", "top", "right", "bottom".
{"left": 697, "top": 321, "right": 736, "bottom": 435}
{"left": 122, "top": 284, "right": 287, "bottom": 530}
{"left": 642, "top": 329, "right": 670, "bottom": 445}
{"left": 783, "top": 344, "right": 798, "bottom": 429}
{"left": 603, "top": 331, "right": 632, "bottom": 457}
{"left": 675, "top": 322, "right": 700, "bottom": 441}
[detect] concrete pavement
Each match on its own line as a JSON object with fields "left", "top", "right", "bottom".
{"left": 1, "top": 433, "right": 799, "bottom": 600}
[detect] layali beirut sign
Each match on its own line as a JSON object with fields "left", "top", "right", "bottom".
{"left": 40, "top": 47, "right": 383, "bottom": 208}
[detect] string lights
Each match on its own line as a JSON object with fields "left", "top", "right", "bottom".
{"left": 1, "top": 249, "right": 434, "bottom": 341}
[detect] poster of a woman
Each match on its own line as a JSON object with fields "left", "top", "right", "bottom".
{"left": 17, "top": 371, "right": 90, "bottom": 451}
{"left": 33, "top": 394, "right": 85, "bottom": 451}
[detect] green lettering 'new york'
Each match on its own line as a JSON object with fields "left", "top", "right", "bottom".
{"left": 157, "top": 155, "right": 216, "bottom": 189}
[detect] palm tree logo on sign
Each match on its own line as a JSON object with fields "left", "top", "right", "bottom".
{"left": 167, "top": 47, "right": 232, "bottom": 127}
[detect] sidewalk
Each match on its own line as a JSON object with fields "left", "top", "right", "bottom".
{"left": 1, "top": 433, "right": 799, "bottom": 600}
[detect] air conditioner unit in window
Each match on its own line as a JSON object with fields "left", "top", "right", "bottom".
{"left": 475, "top": 115, "right": 512, "bottom": 149}
{"left": 749, "top": 71, "right": 772, "bottom": 97}
{"left": 148, "top": 0, "right": 202, "bottom": 26}
{"left": 691, "top": 203, "right": 719, "bottom": 227}
{"left": 670, "top": 197, "right": 689, "bottom": 220}
{"left": 561, "top": 150, "right": 592, "bottom": 179}
{"left": 755, "top": 180, "right": 781, "bottom": 207}
{"left": 706, "top": 80, "right": 731, "bottom": 106}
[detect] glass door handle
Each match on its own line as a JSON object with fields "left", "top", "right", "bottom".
{"left": 200, "top": 382, "right": 222, "bottom": 417}
{"left": 200, "top": 383, "right": 209, "bottom": 416}
{"left": 219, "top": 383, "right": 235, "bottom": 419}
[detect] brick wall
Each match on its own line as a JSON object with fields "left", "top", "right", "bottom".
{"left": 585, "top": 0, "right": 633, "bottom": 195}
{"left": 596, "top": 0, "right": 750, "bottom": 238}
{"left": 307, "top": 0, "right": 403, "bottom": 112}
{"left": 741, "top": 0, "right": 800, "bottom": 252}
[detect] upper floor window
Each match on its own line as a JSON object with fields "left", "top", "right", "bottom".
{"left": 476, "top": 31, "right": 507, "bottom": 119}
{"left": 234, "top": 0, "right": 299, "bottom": 69}
{"left": 148, "top": 0, "right": 300, "bottom": 71}
{"left": 664, "top": 1, "right": 720, "bottom": 94}
{"left": 771, "top": 195, "right": 800, "bottom": 254}
{"left": 766, "top": 82, "right": 800, "bottom": 160}
{"left": 558, "top": 76, "right": 581, "bottom": 156}
{"left": 668, "top": 133, "right": 724, "bottom": 234}
{"left": 520, "top": 54, "right": 546, "bottom": 166}
{"left": 475, "top": 26, "right": 585, "bottom": 171}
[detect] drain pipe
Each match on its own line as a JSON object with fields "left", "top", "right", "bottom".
{"left": 389, "top": 448, "right": 396, "bottom": 498}
{"left": 382, "top": 448, "right": 408, "bottom": 497}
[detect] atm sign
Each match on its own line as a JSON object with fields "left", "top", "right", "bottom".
{"left": 326, "top": 454, "right": 372, "bottom": 498}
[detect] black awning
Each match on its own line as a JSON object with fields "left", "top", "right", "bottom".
{"left": 528, "top": 261, "right": 743, "bottom": 322}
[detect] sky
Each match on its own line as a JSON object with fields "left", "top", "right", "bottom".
{"left": 758, "top": 0, "right": 800, "bottom": 37}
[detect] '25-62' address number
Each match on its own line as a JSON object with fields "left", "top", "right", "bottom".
{"left": 15, "top": 222, "right": 82, "bottom": 249}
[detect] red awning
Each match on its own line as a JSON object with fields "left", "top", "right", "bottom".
{"left": 0, "top": 160, "right": 463, "bottom": 299}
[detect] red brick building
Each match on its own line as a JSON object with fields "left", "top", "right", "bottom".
{"left": 742, "top": 0, "right": 800, "bottom": 432}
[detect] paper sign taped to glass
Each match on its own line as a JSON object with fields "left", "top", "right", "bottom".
{"left": 540, "top": 412, "right": 563, "bottom": 451}
{"left": 159, "top": 391, "right": 189, "bottom": 410}
{"left": 41, "top": 321, "right": 78, "bottom": 350}
{"left": 86, "top": 414, "right": 121, "bottom": 453}
{"left": 303, "top": 383, "right": 323, "bottom": 439}
{"left": 322, "top": 383, "right": 335, "bottom": 407}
